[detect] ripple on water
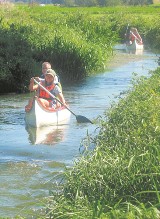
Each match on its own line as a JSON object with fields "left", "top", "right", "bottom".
{"left": 0, "top": 160, "right": 66, "bottom": 217}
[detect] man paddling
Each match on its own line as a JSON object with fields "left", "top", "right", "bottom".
{"left": 25, "top": 69, "right": 66, "bottom": 111}
{"left": 128, "top": 28, "right": 143, "bottom": 45}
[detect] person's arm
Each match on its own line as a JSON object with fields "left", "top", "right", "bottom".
{"left": 129, "top": 32, "right": 132, "bottom": 40}
{"left": 136, "top": 31, "right": 143, "bottom": 43}
{"left": 29, "top": 77, "right": 39, "bottom": 91}
{"left": 54, "top": 85, "right": 66, "bottom": 106}
{"left": 54, "top": 75, "right": 59, "bottom": 84}
{"left": 57, "top": 92, "right": 66, "bottom": 106}
{"left": 133, "top": 29, "right": 143, "bottom": 43}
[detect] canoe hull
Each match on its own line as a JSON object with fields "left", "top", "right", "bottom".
{"left": 25, "top": 97, "right": 71, "bottom": 127}
{"left": 126, "top": 40, "right": 144, "bottom": 51}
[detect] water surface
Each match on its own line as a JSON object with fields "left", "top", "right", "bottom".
{"left": 0, "top": 48, "right": 159, "bottom": 218}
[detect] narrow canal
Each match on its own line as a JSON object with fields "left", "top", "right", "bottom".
{"left": 0, "top": 47, "right": 159, "bottom": 217}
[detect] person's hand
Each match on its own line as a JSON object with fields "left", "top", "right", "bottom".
{"left": 30, "top": 77, "right": 35, "bottom": 84}
{"left": 56, "top": 102, "right": 61, "bottom": 108}
{"left": 34, "top": 77, "right": 40, "bottom": 82}
{"left": 62, "top": 102, "right": 67, "bottom": 107}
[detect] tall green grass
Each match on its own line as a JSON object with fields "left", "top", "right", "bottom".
{"left": 0, "top": 5, "right": 160, "bottom": 92}
{"left": 0, "top": 5, "right": 117, "bottom": 92}
{"left": 42, "top": 68, "right": 160, "bottom": 218}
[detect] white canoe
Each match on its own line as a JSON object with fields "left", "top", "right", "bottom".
{"left": 25, "top": 97, "right": 71, "bottom": 127}
{"left": 126, "top": 40, "right": 144, "bottom": 51}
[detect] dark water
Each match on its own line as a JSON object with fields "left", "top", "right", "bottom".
{"left": 0, "top": 48, "right": 159, "bottom": 218}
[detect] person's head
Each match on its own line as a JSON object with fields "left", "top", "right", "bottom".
{"left": 131, "top": 27, "right": 137, "bottom": 32}
{"left": 45, "top": 69, "right": 56, "bottom": 83}
{"left": 42, "top": 62, "right": 51, "bottom": 75}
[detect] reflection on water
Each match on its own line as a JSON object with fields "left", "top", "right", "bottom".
{"left": 114, "top": 43, "right": 144, "bottom": 55}
{"left": 126, "top": 47, "right": 144, "bottom": 55}
{"left": 26, "top": 124, "right": 69, "bottom": 145}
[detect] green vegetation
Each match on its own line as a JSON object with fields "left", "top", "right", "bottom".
{"left": 41, "top": 68, "right": 160, "bottom": 219}
{"left": 0, "top": 5, "right": 116, "bottom": 93}
{"left": 0, "top": 4, "right": 160, "bottom": 93}
{"left": 0, "top": 4, "right": 160, "bottom": 218}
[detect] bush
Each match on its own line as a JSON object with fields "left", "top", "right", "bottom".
{"left": 0, "top": 24, "right": 36, "bottom": 93}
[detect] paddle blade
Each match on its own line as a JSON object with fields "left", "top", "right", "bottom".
{"left": 76, "top": 115, "right": 93, "bottom": 124}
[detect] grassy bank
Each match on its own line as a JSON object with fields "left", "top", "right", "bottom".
{"left": 40, "top": 67, "right": 160, "bottom": 218}
{"left": 0, "top": 5, "right": 116, "bottom": 93}
{"left": 0, "top": 5, "right": 160, "bottom": 93}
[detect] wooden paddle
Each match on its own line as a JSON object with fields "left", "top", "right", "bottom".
{"left": 34, "top": 79, "right": 93, "bottom": 124}
{"left": 125, "top": 24, "right": 130, "bottom": 40}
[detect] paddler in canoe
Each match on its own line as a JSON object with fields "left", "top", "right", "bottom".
{"left": 127, "top": 27, "right": 143, "bottom": 45}
{"left": 25, "top": 69, "right": 66, "bottom": 112}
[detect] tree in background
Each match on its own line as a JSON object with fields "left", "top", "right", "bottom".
{"left": 64, "top": 0, "right": 75, "bottom": 6}
{"left": 51, "top": 0, "right": 64, "bottom": 4}
{"left": 122, "top": 0, "right": 153, "bottom": 5}
{"left": 87, "top": 0, "right": 97, "bottom": 6}
{"left": 74, "top": 0, "right": 86, "bottom": 6}
{"left": 38, "top": 0, "right": 154, "bottom": 6}
{"left": 96, "top": 0, "right": 106, "bottom": 6}
{"left": 103, "top": 0, "right": 122, "bottom": 6}
{"left": 73, "top": 0, "right": 153, "bottom": 6}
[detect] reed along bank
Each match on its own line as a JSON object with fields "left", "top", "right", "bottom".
{"left": 41, "top": 67, "right": 160, "bottom": 219}
{"left": 0, "top": 4, "right": 160, "bottom": 93}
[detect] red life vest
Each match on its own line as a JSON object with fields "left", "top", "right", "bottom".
{"left": 130, "top": 32, "right": 143, "bottom": 44}
{"left": 130, "top": 34, "right": 136, "bottom": 42}
{"left": 39, "top": 82, "right": 55, "bottom": 102}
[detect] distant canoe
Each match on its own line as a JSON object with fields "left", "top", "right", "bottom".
{"left": 126, "top": 40, "right": 144, "bottom": 51}
{"left": 25, "top": 97, "right": 71, "bottom": 128}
